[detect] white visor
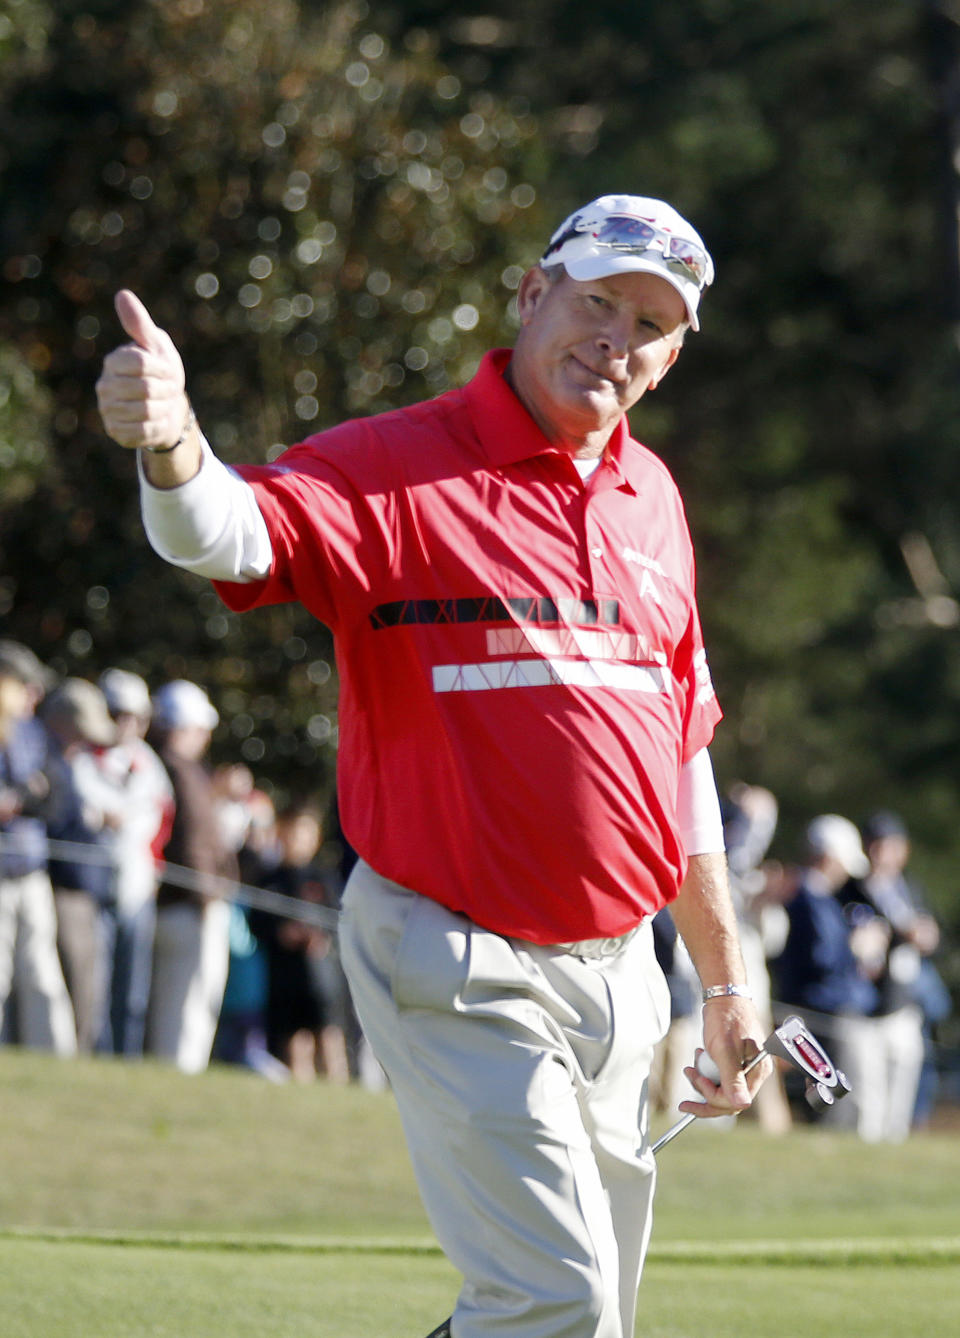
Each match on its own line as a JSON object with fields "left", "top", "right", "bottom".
{"left": 540, "top": 194, "right": 714, "bottom": 332}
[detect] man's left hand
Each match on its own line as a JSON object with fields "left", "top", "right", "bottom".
{"left": 677, "top": 996, "right": 772, "bottom": 1118}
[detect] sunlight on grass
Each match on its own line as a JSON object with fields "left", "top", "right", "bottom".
{"left": 2, "top": 1050, "right": 958, "bottom": 1337}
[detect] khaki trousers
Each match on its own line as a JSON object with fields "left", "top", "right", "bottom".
{"left": 0, "top": 869, "right": 77, "bottom": 1054}
{"left": 146, "top": 900, "right": 230, "bottom": 1074}
{"left": 53, "top": 886, "right": 104, "bottom": 1053}
{"left": 339, "top": 861, "right": 670, "bottom": 1338}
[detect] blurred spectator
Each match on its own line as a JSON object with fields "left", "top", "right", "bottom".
{"left": 211, "top": 763, "right": 257, "bottom": 856}
{"left": 213, "top": 896, "right": 288, "bottom": 1082}
{"left": 236, "top": 787, "right": 279, "bottom": 886}
{"left": 724, "top": 783, "right": 779, "bottom": 884}
{"left": 146, "top": 679, "right": 235, "bottom": 1074}
{"left": 42, "top": 678, "right": 121, "bottom": 1052}
{"left": 722, "top": 783, "right": 791, "bottom": 1134}
{"left": 651, "top": 783, "right": 792, "bottom": 1133}
{"left": 772, "top": 814, "right": 883, "bottom": 1137}
{"left": 0, "top": 642, "right": 76, "bottom": 1054}
{"left": 97, "top": 669, "right": 174, "bottom": 1055}
{"left": 211, "top": 776, "right": 284, "bottom": 1078}
{"left": 251, "top": 800, "right": 350, "bottom": 1083}
{"left": 842, "top": 811, "right": 950, "bottom": 1134}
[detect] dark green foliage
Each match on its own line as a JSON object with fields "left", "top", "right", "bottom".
{"left": 2, "top": 2, "right": 960, "bottom": 969}
{"left": 0, "top": 0, "right": 541, "bottom": 802}
{"left": 386, "top": 3, "right": 960, "bottom": 933}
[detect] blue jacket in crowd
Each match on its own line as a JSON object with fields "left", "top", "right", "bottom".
{"left": 774, "top": 874, "right": 879, "bottom": 1017}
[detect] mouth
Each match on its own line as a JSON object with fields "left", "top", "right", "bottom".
{"left": 569, "top": 355, "right": 623, "bottom": 391}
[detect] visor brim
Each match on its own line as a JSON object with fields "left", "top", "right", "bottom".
{"left": 544, "top": 253, "right": 701, "bottom": 331}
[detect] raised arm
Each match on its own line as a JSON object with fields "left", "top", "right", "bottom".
{"left": 97, "top": 292, "right": 271, "bottom": 582}
{"left": 97, "top": 290, "right": 202, "bottom": 487}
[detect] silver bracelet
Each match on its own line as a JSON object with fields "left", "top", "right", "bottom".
{"left": 702, "top": 983, "right": 753, "bottom": 1003}
{"left": 142, "top": 403, "right": 195, "bottom": 455}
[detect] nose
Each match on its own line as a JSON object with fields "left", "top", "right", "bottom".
{"left": 594, "top": 312, "right": 631, "bottom": 360}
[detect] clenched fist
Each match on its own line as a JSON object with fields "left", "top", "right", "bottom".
{"left": 96, "top": 291, "right": 190, "bottom": 451}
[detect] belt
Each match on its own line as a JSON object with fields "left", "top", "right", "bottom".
{"left": 553, "top": 924, "right": 643, "bottom": 960}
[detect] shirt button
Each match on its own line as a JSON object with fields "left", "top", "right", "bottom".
{"left": 590, "top": 546, "right": 603, "bottom": 559}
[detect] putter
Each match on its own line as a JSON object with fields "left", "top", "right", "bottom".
{"left": 651, "top": 1013, "right": 851, "bottom": 1154}
{"left": 422, "top": 1018, "right": 849, "bottom": 1336}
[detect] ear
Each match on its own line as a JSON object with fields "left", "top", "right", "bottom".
{"left": 515, "top": 266, "right": 554, "bottom": 325}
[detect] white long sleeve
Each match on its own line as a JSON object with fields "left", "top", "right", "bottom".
{"left": 138, "top": 434, "right": 273, "bottom": 582}
{"left": 677, "top": 747, "right": 725, "bottom": 856}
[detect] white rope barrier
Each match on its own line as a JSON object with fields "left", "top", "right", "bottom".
{"left": 0, "top": 833, "right": 339, "bottom": 931}
{"left": 2, "top": 837, "right": 956, "bottom": 1071}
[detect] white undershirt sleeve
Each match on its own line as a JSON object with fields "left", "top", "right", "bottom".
{"left": 677, "top": 746, "right": 725, "bottom": 857}
{"left": 138, "top": 434, "right": 274, "bottom": 582}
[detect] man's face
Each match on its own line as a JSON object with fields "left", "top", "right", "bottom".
{"left": 166, "top": 723, "right": 211, "bottom": 760}
{"left": 869, "top": 834, "right": 910, "bottom": 875}
{"left": 510, "top": 267, "right": 687, "bottom": 452}
{"left": 112, "top": 710, "right": 146, "bottom": 744}
{"left": 0, "top": 672, "right": 29, "bottom": 714}
{"left": 280, "top": 814, "right": 322, "bottom": 866}
{"left": 0, "top": 672, "right": 30, "bottom": 735}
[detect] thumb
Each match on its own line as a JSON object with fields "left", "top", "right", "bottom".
{"left": 114, "top": 289, "right": 167, "bottom": 352}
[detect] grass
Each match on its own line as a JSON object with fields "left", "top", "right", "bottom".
{"left": 0, "top": 1239, "right": 461, "bottom": 1338}
{"left": 3, "top": 1243, "right": 956, "bottom": 1338}
{"left": 0, "top": 1049, "right": 424, "bottom": 1236}
{"left": 2, "top": 1048, "right": 958, "bottom": 1336}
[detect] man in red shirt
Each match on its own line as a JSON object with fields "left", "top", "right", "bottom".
{"left": 98, "top": 194, "right": 769, "bottom": 1338}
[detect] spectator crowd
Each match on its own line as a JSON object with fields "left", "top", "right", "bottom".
{"left": 0, "top": 637, "right": 366, "bottom": 1086}
{"left": 1, "top": 636, "right": 953, "bottom": 1134}
{"left": 651, "top": 784, "right": 953, "bottom": 1142}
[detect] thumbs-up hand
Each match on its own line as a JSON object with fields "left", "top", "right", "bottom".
{"left": 96, "top": 291, "right": 189, "bottom": 450}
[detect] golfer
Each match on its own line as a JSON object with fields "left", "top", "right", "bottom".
{"left": 98, "top": 193, "right": 769, "bottom": 1338}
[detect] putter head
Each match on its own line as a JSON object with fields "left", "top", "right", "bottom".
{"left": 423, "top": 1321, "right": 452, "bottom": 1338}
{"left": 803, "top": 1071, "right": 852, "bottom": 1111}
{"left": 652, "top": 1017, "right": 852, "bottom": 1156}
{"left": 765, "top": 1016, "right": 851, "bottom": 1100}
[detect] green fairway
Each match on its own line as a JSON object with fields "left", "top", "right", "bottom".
{"left": 639, "top": 1261, "right": 960, "bottom": 1338}
{"left": 0, "top": 1237, "right": 460, "bottom": 1338}
{"left": 2, "top": 1049, "right": 958, "bottom": 1336}
{"left": 0, "top": 1050, "right": 425, "bottom": 1236}
{"left": 3, "top": 1236, "right": 957, "bottom": 1338}
{"left": 2, "top": 1238, "right": 958, "bottom": 1338}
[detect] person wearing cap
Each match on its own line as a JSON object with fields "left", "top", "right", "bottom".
{"left": 40, "top": 678, "right": 127, "bottom": 1052}
{"left": 0, "top": 643, "right": 77, "bottom": 1055}
{"left": 96, "top": 669, "right": 174, "bottom": 1056}
{"left": 839, "top": 812, "right": 948, "bottom": 1139}
{"left": 98, "top": 194, "right": 766, "bottom": 1338}
{"left": 772, "top": 814, "right": 885, "bottom": 1136}
{"left": 0, "top": 639, "right": 57, "bottom": 702}
{"left": 145, "top": 679, "right": 236, "bottom": 1074}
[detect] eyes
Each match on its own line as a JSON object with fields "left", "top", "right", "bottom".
{"left": 585, "top": 292, "right": 665, "bottom": 337}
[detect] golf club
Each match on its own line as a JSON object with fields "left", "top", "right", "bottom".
{"left": 651, "top": 1013, "right": 852, "bottom": 1154}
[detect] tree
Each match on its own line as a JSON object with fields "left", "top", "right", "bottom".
{"left": 0, "top": 0, "right": 541, "bottom": 804}
{"left": 2, "top": 0, "right": 960, "bottom": 966}
{"left": 384, "top": 1, "right": 960, "bottom": 926}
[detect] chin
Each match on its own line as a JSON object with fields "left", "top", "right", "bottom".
{"left": 557, "top": 386, "right": 618, "bottom": 430}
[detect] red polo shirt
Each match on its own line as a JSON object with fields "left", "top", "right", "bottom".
{"left": 215, "top": 349, "right": 721, "bottom": 943}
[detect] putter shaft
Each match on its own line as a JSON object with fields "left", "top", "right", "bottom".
{"left": 650, "top": 1049, "right": 766, "bottom": 1154}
